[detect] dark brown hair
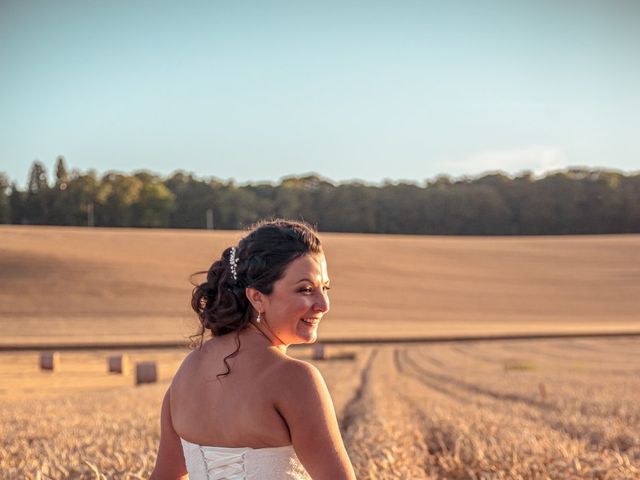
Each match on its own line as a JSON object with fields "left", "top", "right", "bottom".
{"left": 191, "top": 218, "right": 322, "bottom": 377}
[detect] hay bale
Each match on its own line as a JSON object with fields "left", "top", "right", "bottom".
{"left": 108, "top": 354, "right": 131, "bottom": 374}
{"left": 40, "top": 351, "right": 60, "bottom": 371}
{"left": 135, "top": 361, "right": 157, "bottom": 385}
{"left": 312, "top": 343, "right": 327, "bottom": 360}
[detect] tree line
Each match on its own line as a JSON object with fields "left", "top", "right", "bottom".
{"left": 1, "top": 156, "right": 639, "bottom": 235}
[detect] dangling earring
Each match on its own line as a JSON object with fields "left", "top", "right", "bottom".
{"left": 256, "top": 311, "right": 262, "bottom": 323}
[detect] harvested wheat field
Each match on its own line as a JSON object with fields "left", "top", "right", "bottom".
{"left": 0, "top": 338, "right": 639, "bottom": 478}
{"left": 342, "top": 338, "right": 640, "bottom": 479}
{"left": 1, "top": 225, "right": 639, "bottom": 346}
{"left": 1, "top": 225, "right": 640, "bottom": 478}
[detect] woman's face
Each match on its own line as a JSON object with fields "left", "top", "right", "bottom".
{"left": 262, "top": 252, "right": 330, "bottom": 345}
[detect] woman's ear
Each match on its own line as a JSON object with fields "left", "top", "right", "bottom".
{"left": 245, "top": 287, "right": 265, "bottom": 313}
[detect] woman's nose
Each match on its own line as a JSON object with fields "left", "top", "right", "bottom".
{"left": 314, "top": 290, "right": 330, "bottom": 313}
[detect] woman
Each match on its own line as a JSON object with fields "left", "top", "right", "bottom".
{"left": 151, "top": 219, "right": 356, "bottom": 480}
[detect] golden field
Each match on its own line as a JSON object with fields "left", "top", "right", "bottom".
{"left": 1, "top": 225, "right": 639, "bottom": 478}
{"left": 1, "top": 225, "right": 639, "bottom": 346}
{"left": 1, "top": 339, "right": 639, "bottom": 478}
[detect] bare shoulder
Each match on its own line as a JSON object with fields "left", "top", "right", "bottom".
{"left": 274, "top": 354, "right": 320, "bottom": 375}
{"left": 265, "top": 354, "right": 327, "bottom": 396}
{"left": 178, "top": 347, "right": 204, "bottom": 369}
{"left": 172, "top": 346, "right": 213, "bottom": 382}
{"left": 268, "top": 354, "right": 355, "bottom": 479}
{"left": 270, "top": 355, "right": 332, "bottom": 422}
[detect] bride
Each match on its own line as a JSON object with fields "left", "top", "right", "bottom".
{"left": 150, "top": 219, "right": 356, "bottom": 479}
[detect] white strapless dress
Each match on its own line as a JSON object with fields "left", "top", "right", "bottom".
{"left": 180, "top": 438, "right": 312, "bottom": 480}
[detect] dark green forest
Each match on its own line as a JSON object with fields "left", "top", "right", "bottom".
{"left": 1, "top": 156, "right": 639, "bottom": 235}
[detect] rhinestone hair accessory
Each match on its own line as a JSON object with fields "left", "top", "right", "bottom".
{"left": 228, "top": 247, "right": 239, "bottom": 282}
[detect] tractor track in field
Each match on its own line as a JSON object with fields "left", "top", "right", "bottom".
{"left": 341, "top": 347, "right": 432, "bottom": 479}
{"left": 339, "top": 347, "right": 378, "bottom": 433}
{"left": 397, "top": 347, "right": 553, "bottom": 410}
{"left": 394, "top": 346, "right": 640, "bottom": 457}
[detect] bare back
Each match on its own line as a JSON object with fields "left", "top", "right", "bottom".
{"left": 170, "top": 329, "right": 296, "bottom": 448}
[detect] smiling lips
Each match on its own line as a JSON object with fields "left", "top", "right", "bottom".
{"left": 301, "top": 318, "right": 321, "bottom": 326}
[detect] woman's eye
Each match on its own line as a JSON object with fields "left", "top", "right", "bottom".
{"left": 299, "top": 286, "right": 330, "bottom": 293}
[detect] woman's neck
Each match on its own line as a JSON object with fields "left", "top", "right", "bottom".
{"left": 244, "top": 322, "right": 288, "bottom": 353}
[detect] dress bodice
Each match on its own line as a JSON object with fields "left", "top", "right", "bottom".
{"left": 180, "top": 438, "right": 311, "bottom": 480}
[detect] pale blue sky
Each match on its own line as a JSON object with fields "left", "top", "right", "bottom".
{"left": 1, "top": 0, "right": 638, "bottom": 187}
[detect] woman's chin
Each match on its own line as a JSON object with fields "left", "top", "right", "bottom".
{"left": 293, "top": 327, "right": 318, "bottom": 344}
{"left": 297, "top": 334, "right": 317, "bottom": 345}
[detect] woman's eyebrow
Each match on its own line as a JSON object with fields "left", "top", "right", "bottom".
{"left": 296, "top": 278, "right": 331, "bottom": 284}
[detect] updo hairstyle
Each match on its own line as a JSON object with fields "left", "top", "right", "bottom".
{"left": 191, "top": 219, "right": 322, "bottom": 350}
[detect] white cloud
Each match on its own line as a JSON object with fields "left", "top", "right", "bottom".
{"left": 446, "top": 146, "right": 570, "bottom": 177}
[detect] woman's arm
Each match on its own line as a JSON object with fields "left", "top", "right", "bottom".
{"left": 150, "top": 389, "right": 189, "bottom": 480}
{"left": 275, "top": 360, "right": 356, "bottom": 480}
